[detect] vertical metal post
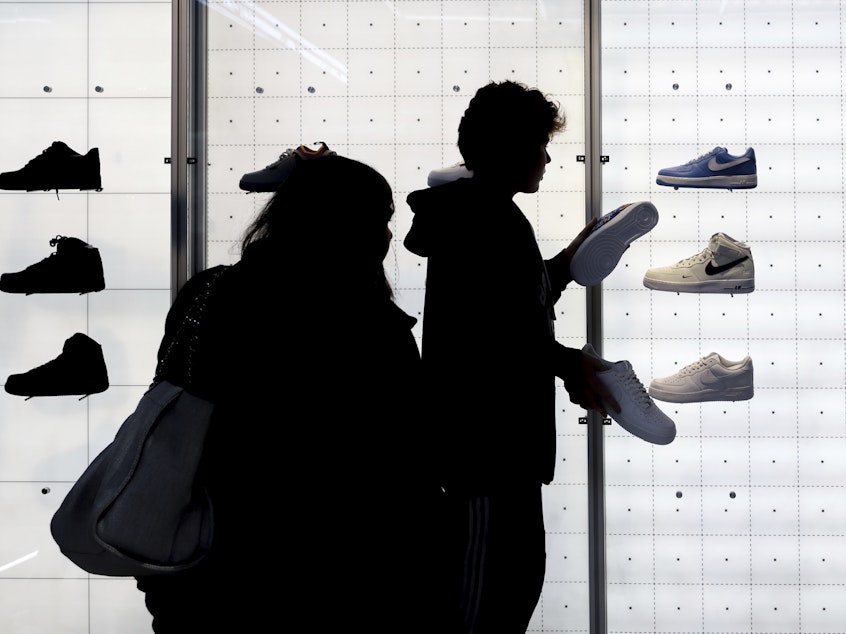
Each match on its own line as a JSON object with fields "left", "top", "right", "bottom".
{"left": 189, "top": 0, "right": 208, "bottom": 278}
{"left": 171, "top": 0, "right": 190, "bottom": 300}
{"left": 584, "top": 0, "right": 607, "bottom": 633}
{"left": 171, "top": 0, "right": 208, "bottom": 301}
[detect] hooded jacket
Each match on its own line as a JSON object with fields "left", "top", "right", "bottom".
{"left": 405, "top": 177, "right": 576, "bottom": 491}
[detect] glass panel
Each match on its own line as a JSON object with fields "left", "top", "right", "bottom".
{"left": 601, "top": 2, "right": 846, "bottom": 634}
{"left": 205, "top": 0, "right": 589, "bottom": 631}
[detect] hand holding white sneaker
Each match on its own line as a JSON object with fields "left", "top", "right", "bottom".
{"left": 583, "top": 344, "right": 676, "bottom": 445}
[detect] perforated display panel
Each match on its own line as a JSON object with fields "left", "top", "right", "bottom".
{"left": 600, "top": 2, "right": 846, "bottom": 633}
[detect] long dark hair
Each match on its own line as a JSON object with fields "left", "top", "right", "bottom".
{"left": 240, "top": 154, "right": 396, "bottom": 299}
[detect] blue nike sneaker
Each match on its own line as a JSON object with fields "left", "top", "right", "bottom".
{"left": 656, "top": 146, "right": 757, "bottom": 190}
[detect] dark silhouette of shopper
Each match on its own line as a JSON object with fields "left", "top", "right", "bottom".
{"left": 404, "top": 80, "right": 618, "bottom": 634}
{"left": 136, "top": 154, "right": 446, "bottom": 633}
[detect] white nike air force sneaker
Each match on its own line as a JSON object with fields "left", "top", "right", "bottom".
{"left": 648, "top": 352, "right": 754, "bottom": 403}
{"left": 570, "top": 201, "right": 659, "bottom": 287}
{"left": 583, "top": 344, "right": 676, "bottom": 445}
{"left": 643, "top": 232, "right": 754, "bottom": 294}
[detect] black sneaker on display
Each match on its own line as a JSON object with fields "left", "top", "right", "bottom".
{"left": 0, "top": 142, "right": 101, "bottom": 192}
{"left": 239, "top": 142, "right": 336, "bottom": 192}
{"left": 5, "top": 333, "right": 109, "bottom": 400}
{"left": 0, "top": 235, "right": 105, "bottom": 295}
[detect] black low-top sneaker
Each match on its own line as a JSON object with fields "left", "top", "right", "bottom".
{"left": 0, "top": 141, "right": 101, "bottom": 192}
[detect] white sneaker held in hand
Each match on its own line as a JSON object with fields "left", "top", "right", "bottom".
{"left": 570, "top": 201, "right": 659, "bottom": 287}
{"left": 583, "top": 344, "right": 676, "bottom": 445}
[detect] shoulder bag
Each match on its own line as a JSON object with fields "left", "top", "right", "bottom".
{"left": 49, "top": 267, "right": 227, "bottom": 576}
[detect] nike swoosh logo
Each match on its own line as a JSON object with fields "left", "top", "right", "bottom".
{"left": 705, "top": 257, "right": 748, "bottom": 275}
{"left": 700, "top": 370, "right": 723, "bottom": 386}
{"left": 708, "top": 156, "right": 750, "bottom": 171}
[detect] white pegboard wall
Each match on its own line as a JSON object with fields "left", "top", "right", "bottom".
{"left": 600, "top": 1, "right": 846, "bottom": 633}
{"left": 0, "top": 1, "right": 171, "bottom": 632}
{"left": 204, "top": 1, "right": 846, "bottom": 633}
{"left": 206, "top": 2, "right": 592, "bottom": 633}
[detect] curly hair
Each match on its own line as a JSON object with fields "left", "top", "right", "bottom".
{"left": 457, "top": 80, "right": 566, "bottom": 171}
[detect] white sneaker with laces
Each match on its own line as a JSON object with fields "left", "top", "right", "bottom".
{"left": 570, "top": 201, "right": 659, "bottom": 287}
{"left": 583, "top": 344, "right": 676, "bottom": 445}
{"left": 648, "top": 352, "right": 754, "bottom": 403}
{"left": 427, "top": 161, "right": 473, "bottom": 187}
{"left": 643, "top": 232, "right": 754, "bottom": 294}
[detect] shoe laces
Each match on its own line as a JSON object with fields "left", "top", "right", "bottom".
{"left": 620, "top": 367, "right": 654, "bottom": 408}
{"left": 685, "top": 147, "right": 722, "bottom": 164}
{"left": 25, "top": 146, "right": 54, "bottom": 169}
{"left": 264, "top": 148, "right": 296, "bottom": 169}
{"left": 676, "top": 247, "right": 713, "bottom": 267}
{"left": 39, "top": 235, "right": 69, "bottom": 261}
{"left": 676, "top": 356, "right": 710, "bottom": 376}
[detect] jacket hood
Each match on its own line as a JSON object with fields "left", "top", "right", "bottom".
{"left": 404, "top": 178, "right": 480, "bottom": 257}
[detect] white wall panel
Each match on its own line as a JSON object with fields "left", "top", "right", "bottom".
{"left": 602, "top": 2, "right": 845, "bottom": 633}
{"left": 0, "top": 1, "right": 168, "bottom": 631}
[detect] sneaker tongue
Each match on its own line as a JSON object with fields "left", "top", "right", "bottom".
{"left": 709, "top": 233, "right": 744, "bottom": 264}
{"left": 708, "top": 233, "right": 724, "bottom": 252}
{"left": 55, "top": 236, "right": 86, "bottom": 254}
{"left": 50, "top": 141, "right": 74, "bottom": 154}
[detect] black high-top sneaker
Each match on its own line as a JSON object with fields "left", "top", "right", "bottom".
{"left": 5, "top": 333, "right": 109, "bottom": 399}
{"left": 0, "top": 142, "right": 101, "bottom": 192}
{"left": 0, "top": 235, "right": 106, "bottom": 294}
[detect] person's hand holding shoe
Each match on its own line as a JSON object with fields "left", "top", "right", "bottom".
{"left": 555, "top": 344, "right": 620, "bottom": 417}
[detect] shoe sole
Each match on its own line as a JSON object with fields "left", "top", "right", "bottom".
{"left": 586, "top": 345, "right": 676, "bottom": 445}
{"left": 571, "top": 201, "right": 659, "bottom": 287}
{"left": 656, "top": 174, "right": 757, "bottom": 189}
{"left": 610, "top": 410, "right": 676, "bottom": 445}
{"left": 642, "top": 277, "right": 755, "bottom": 294}
{"left": 427, "top": 168, "right": 472, "bottom": 187}
{"left": 648, "top": 384, "right": 754, "bottom": 403}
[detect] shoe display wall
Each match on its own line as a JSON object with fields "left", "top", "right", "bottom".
{"left": 0, "top": 0, "right": 841, "bottom": 631}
